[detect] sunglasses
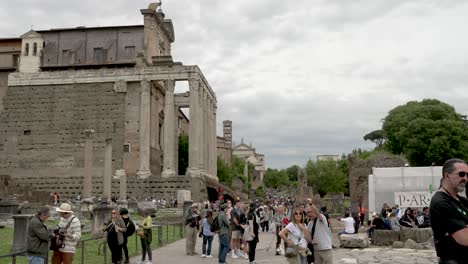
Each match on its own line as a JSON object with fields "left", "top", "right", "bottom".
{"left": 457, "top": 171, "right": 468, "bottom": 177}
{"left": 294, "top": 212, "right": 302, "bottom": 215}
{"left": 112, "top": 212, "right": 117, "bottom": 214}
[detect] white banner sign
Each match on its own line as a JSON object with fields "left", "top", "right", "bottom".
{"left": 394, "top": 192, "right": 434, "bottom": 208}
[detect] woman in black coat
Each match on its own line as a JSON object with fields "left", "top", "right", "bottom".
{"left": 104, "top": 209, "right": 127, "bottom": 264}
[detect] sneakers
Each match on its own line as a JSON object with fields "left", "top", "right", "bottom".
{"left": 231, "top": 250, "right": 239, "bottom": 259}
{"left": 206, "top": 255, "right": 213, "bottom": 258}
{"left": 242, "top": 253, "right": 249, "bottom": 259}
{"left": 201, "top": 254, "right": 206, "bottom": 258}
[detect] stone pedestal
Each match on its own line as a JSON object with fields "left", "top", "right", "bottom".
{"left": 183, "top": 200, "right": 193, "bottom": 214}
{"left": 80, "top": 199, "right": 94, "bottom": 220}
{"left": 11, "top": 214, "right": 34, "bottom": 253}
{"left": 0, "top": 199, "right": 19, "bottom": 220}
{"left": 92, "top": 202, "right": 114, "bottom": 235}
{"left": 177, "top": 190, "right": 191, "bottom": 209}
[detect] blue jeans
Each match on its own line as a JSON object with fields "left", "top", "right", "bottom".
{"left": 28, "top": 256, "right": 45, "bottom": 264}
{"left": 218, "top": 234, "right": 229, "bottom": 263}
{"left": 202, "top": 235, "right": 213, "bottom": 255}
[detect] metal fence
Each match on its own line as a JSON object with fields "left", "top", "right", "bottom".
{"left": 0, "top": 221, "right": 185, "bottom": 264}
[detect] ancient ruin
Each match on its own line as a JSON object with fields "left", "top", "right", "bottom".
{"left": 0, "top": 2, "right": 233, "bottom": 203}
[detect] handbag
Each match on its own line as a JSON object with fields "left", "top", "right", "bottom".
{"left": 137, "top": 228, "right": 145, "bottom": 238}
{"left": 244, "top": 224, "right": 253, "bottom": 241}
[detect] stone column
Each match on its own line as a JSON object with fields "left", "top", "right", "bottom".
{"left": 202, "top": 91, "right": 208, "bottom": 177}
{"left": 162, "top": 79, "right": 176, "bottom": 178}
{"left": 197, "top": 88, "right": 206, "bottom": 177}
{"left": 208, "top": 99, "right": 214, "bottom": 178}
{"left": 137, "top": 80, "right": 151, "bottom": 179}
{"left": 103, "top": 138, "right": 112, "bottom": 203}
{"left": 174, "top": 104, "right": 179, "bottom": 175}
{"left": 82, "top": 129, "right": 94, "bottom": 199}
{"left": 212, "top": 105, "right": 218, "bottom": 180}
{"left": 187, "top": 79, "right": 200, "bottom": 178}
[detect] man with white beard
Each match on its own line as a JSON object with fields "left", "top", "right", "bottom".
{"left": 430, "top": 158, "right": 468, "bottom": 264}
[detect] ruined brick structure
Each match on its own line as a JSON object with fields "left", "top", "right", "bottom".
{"left": 0, "top": 2, "right": 227, "bottom": 203}
{"left": 348, "top": 154, "right": 406, "bottom": 214}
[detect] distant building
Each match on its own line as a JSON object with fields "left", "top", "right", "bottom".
{"left": 0, "top": 38, "right": 21, "bottom": 112}
{"left": 217, "top": 120, "right": 232, "bottom": 165}
{"left": 232, "top": 138, "right": 265, "bottom": 184}
{"left": 316, "top": 155, "right": 340, "bottom": 162}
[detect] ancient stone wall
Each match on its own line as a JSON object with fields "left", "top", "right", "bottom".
{"left": 348, "top": 154, "right": 406, "bottom": 213}
{"left": 9, "top": 174, "right": 207, "bottom": 203}
{"left": 0, "top": 82, "right": 126, "bottom": 175}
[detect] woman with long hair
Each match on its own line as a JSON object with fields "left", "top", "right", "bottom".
{"left": 137, "top": 210, "right": 154, "bottom": 264}
{"left": 104, "top": 209, "right": 127, "bottom": 264}
{"left": 200, "top": 210, "right": 214, "bottom": 258}
{"left": 279, "top": 207, "right": 311, "bottom": 264}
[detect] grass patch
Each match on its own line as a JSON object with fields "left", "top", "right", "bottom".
{"left": 0, "top": 221, "right": 184, "bottom": 264}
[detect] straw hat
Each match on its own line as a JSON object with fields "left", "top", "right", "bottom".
{"left": 56, "top": 203, "right": 73, "bottom": 213}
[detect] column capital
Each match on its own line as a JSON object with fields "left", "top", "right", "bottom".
{"left": 164, "top": 79, "right": 175, "bottom": 92}
{"left": 189, "top": 78, "right": 200, "bottom": 91}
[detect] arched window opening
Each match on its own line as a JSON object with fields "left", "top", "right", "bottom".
{"left": 33, "top": 42, "right": 37, "bottom": 56}
{"left": 25, "top": 43, "right": 29, "bottom": 56}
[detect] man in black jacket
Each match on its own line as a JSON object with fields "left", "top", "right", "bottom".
{"left": 27, "top": 206, "right": 54, "bottom": 264}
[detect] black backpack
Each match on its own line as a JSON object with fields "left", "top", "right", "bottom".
{"left": 210, "top": 215, "right": 220, "bottom": 233}
{"left": 125, "top": 219, "right": 136, "bottom": 237}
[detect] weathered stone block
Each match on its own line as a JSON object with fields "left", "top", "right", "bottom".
{"left": 400, "top": 228, "right": 416, "bottom": 242}
{"left": 400, "top": 228, "right": 433, "bottom": 243}
{"left": 416, "top": 228, "right": 433, "bottom": 243}
{"left": 373, "top": 229, "right": 399, "bottom": 246}
{"left": 404, "top": 239, "right": 424, "bottom": 249}
{"left": 393, "top": 241, "right": 404, "bottom": 248}
{"left": 339, "top": 233, "right": 369, "bottom": 248}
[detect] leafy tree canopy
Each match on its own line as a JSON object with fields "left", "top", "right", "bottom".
{"left": 263, "top": 168, "right": 289, "bottom": 189}
{"left": 363, "top": 130, "right": 384, "bottom": 147}
{"left": 305, "top": 159, "right": 348, "bottom": 196}
{"left": 381, "top": 99, "right": 468, "bottom": 166}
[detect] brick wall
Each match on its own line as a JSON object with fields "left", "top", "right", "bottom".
{"left": 0, "top": 82, "right": 126, "bottom": 173}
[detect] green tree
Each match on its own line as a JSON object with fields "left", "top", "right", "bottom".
{"left": 305, "top": 159, "right": 347, "bottom": 196}
{"left": 263, "top": 168, "right": 289, "bottom": 189}
{"left": 178, "top": 134, "right": 189, "bottom": 175}
{"left": 381, "top": 99, "right": 468, "bottom": 165}
{"left": 286, "top": 165, "right": 299, "bottom": 181}
{"left": 363, "top": 130, "right": 384, "bottom": 147}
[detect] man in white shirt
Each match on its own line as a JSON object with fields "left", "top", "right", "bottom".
{"left": 305, "top": 205, "right": 333, "bottom": 264}
{"left": 337, "top": 212, "right": 355, "bottom": 236}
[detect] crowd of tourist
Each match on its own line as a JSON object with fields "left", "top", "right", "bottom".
{"left": 184, "top": 196, "right": 334, "bottom": 264}
{"left": 21, "top": 158, "right": 468, "bottom": 264}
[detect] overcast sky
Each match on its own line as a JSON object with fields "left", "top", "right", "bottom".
{"left": 1, "top": 1, "right": 467, "bottom": 169}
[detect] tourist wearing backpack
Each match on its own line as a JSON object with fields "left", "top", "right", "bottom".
{"left": 119, "top": 208, "right": 135, "bottom": 264}
{"left": 217, "top": 204, "right": 230, "bottom": 264}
